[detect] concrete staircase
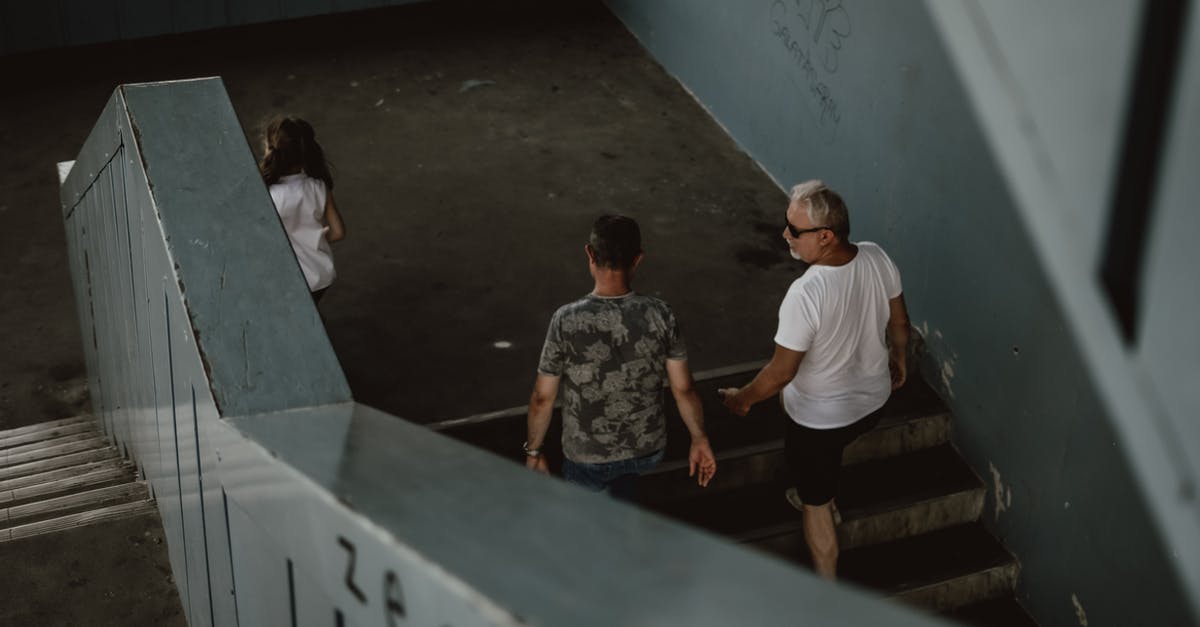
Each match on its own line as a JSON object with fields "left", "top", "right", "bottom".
{"left": 439, "top": 372, "right": 1039, "bottom": 626}
{"left": 0, "top": 416, "right": 155, "bottom": 542}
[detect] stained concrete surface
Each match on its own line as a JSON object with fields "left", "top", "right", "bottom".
{"left": 2, "top": 0, "right": 794, "bottom": 431}
{"left": 0, "top": 513, "right": 187, "bottom": 627}
{"left": 0, "top": 1, "right": 794, "bottom": 623}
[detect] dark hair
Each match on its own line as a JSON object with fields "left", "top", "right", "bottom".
{"left": 588, "top": 215, "right": 642, "bottom": 270}
{"left": 260, "top": 116, "right": 334, "bottom": 190}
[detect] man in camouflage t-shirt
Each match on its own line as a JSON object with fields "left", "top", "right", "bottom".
{"left": 524, "top": 215, "right": 716, "bottom": 499}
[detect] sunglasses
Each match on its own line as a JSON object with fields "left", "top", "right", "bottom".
{"left": 785, "top": 219, "right": 831, "bottom": 238}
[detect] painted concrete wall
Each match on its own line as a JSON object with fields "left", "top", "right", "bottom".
{"left": 926, "top": 7, "right": 1200, "bottom": 618}
{"left": 0, "top": 0, "right": 423, "bottom": 55}
{"left": 603, "top": 1, "right": 1198, "bottom": 625}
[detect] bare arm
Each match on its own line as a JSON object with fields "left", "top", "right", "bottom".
{"left": 666, "top": 359, "right": 716, "bottom": 487}
{"left": 524, "top": 374, "right": 560, "bottom": 472}
{"left": 887, "top": 294, "right": 910, "bottom": 390}
{"left": 666, "top": 359, "right": 706, "bottom": 439}
{"left": 719, "top": 344, "right": 804, "bottom": 416}
{"left": 325, "top": 189, "right": 346, "bottom": 242}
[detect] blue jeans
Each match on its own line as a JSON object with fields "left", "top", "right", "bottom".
{"left": 562, "top": 449, "right": 665, "bottom": 502}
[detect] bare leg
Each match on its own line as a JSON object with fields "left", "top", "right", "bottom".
{"left": 802, "top": 502, "right": 839, "bottom": 580}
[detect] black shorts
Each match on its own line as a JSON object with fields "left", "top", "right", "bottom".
{"left": 784, "top": 407, "right": 883, "bottom": 506}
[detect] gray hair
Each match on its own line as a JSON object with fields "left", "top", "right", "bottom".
{"left": 790, "top": 179, "right": 850, "bottom": 240}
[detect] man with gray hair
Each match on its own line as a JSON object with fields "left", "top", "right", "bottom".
{"left": 719, "top": 180, "right": 910, "bottom": 580}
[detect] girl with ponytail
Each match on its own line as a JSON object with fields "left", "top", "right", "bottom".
{"left": 260, "top": 116, "right": 346, "bottom": 303}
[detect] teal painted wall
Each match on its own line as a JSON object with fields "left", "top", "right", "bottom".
{"left": 603, "top": 1, "right": 1195, "bottom": 625}
{"left": 0, "top": 0, "right": 425, "bottom": 55}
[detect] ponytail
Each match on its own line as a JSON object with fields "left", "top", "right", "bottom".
{"left": 259, "top": 116, "right": 334, "bottom": 190}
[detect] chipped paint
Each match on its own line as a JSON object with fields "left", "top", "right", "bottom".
{"left": 1071, "top": 593, "right": 1089, "bottom": 626}
{"left": 921, "top": 326, "right": 957, "bottom": 399}
{"left": 989, "top": 461, "right": 1009, "bottom": 521}
{"left": 940, "top": 355, "right": 957, "bottom": 399}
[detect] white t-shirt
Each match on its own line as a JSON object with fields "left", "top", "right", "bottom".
{"left": 270, "top": 173, "right": 335, "bottom": 292}
{"left": 774, "top": 241, "right": 902, "bottom": 429}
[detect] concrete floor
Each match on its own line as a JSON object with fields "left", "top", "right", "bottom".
{"left": 0, "top": 514, "right": 187, "bottom": 626}
{"left": 0, "top": 1, "right": 795, "bottom": 623}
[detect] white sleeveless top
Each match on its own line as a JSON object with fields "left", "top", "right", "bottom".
{"left": 269, "top": 173, "right": 335, "bottom": 292}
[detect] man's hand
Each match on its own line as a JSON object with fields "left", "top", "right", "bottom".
{"left": 718, "top": 387, "right": 751, "bottom": 417}
{"left": 688, "top": 436, "right": 717, "bottom": 487}
{"left": 525, "top": 455, "right": 549, "bottom": 474}
{"left": 718, "top": 346, "right": 803, "bottom": 417}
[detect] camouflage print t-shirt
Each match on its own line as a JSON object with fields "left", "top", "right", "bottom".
{"left": 537, "top": 292, "right": 687, "bottom": 464}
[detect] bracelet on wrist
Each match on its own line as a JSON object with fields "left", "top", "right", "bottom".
{"left": 522, "top": 441, "right": 542, "bottom": 458}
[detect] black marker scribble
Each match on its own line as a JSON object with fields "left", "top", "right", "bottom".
{"left": 769, "top": 0, "right": 852, "bottom": 134}
{"left": 338, "top": 536, "right": 368, "bottom": 604}
{"left": 384, "top": 570, "right": 407, "bottom": 625}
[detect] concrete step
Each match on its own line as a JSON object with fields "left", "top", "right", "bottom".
{"left": 436, "top": 368, "right": 948, "bottom": 473}
{"left": 0, "top": 431, "right": 104, "bottom": 458}
{"left": 0, "top": 416, "right": 93, "bottom": 441}
{"left": 1, "top": 482, "right": 150, "bottom": 529}
{"left": 637, "top": 409, "right": 952, "bottom": 505}
{"left": 751, "top": 522, "right": 1019, "bottom": 613}
{"left": 664, "top": 375, "right": 949, "bottom": 466}
{"left": 0, "top": 463, "right": 138, "bottom": 507}
{"left": 0, "top": 458, "right": 130, "bottom": 492}
{"left": 438, "top": 370, "right": 1023, "bottom": 617}
{"left": 0, "top": 420, "right": 98, "bottom": 450}
{"left": 647, "top": 444, "right": 985, "bottom": 550}
{"left": 0, "top": 447, "right": 122, "bottom": 482}
{"left": 0, "top": 435, "right": 112, "bottom": 468}
{"left": 941, "top": 596, "right": 1040, "bottom": 627}
{"left": 0, "top": 500, "right": 159, "bottom": 543}
{"left": 0, "top": 418, "right": 152, "bottom": 543}
{"left": 0, "top": 417, "right": 116, "bottom": 492}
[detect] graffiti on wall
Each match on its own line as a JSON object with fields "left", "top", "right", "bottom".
{"left": 769, "top": 0, "right": 851, "bottom": 140}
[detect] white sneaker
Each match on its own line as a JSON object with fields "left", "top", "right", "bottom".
{"left": 784, "top": 487, "right": 842, "bottom": 525}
